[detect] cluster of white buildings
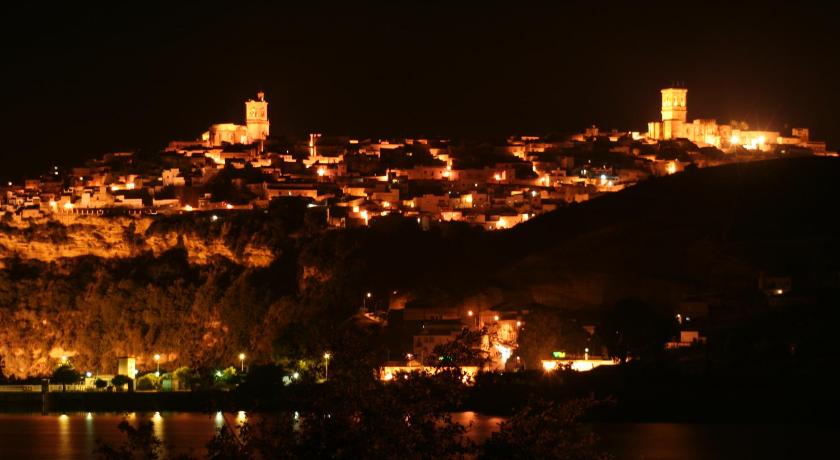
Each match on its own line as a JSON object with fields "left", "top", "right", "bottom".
{"left": 1, "top": 88, "right": 832, "bottom": 229}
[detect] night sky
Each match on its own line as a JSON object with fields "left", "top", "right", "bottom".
{"left": 1, "top": 1, "right": 838, "bottom": 178}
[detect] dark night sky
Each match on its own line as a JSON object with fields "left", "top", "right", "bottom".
{"left": 1, "top": 1, "right": 838, "bottom": 178}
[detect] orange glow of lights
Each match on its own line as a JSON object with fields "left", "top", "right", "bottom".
{"left": 542, "top": 360, "right": 558, "bottom": 372}
{"left": 666, "top": 162, "right": 677, "bottom": 175}
{"left": 225, "top": 203, "right": 234, "bottom": 210}
{"left": 183, "top": 204, "right": 193, "bottom": 211}
{"left": 495, "top": 344, "right": 512, "bottom": 365}
{"left": 493, "top": 173, "right": 502, "bottom": 181}
{"left": 382, "top": 201, "right": 390, "bottom": 208}
{"left": 63, "top": 202, "right": 74, "bottom": 210}
{"left": 467, "top": 310, "right": 474, "bottom": 317}
{"left": 316, "top": 167, "right": 326, "bottom": 177}
{"left": 730, "top": 134, "right": 740, "bottom": 144}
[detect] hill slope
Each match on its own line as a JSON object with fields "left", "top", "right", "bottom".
{"left": 459, "top": 157, "right": 840, "bottom": 311}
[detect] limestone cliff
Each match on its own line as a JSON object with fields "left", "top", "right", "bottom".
{"left": 0, "top": 215, "right": 275, "bottom": 267}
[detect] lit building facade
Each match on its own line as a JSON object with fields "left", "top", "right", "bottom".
{"left": 646, "top": 87, "right": 816, "bottom": 153}
{"left": 201, "top": 92, "right": 270, "bottom": 148}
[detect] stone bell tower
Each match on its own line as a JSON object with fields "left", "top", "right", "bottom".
{"left": 245, "top": 91, "right": 270, "bottom": 143}
{"left": 660, "top": 87, "right": 687, "bottom": 140}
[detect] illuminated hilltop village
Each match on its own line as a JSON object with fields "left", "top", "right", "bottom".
{"left": 0, "top": 87, "right": 835, "bottom": 376}
{"left": 646, "top": 87, "right": 821, "bottom": 152}
{"left": 1, "top": 88, "right": 834, "bottom": 231}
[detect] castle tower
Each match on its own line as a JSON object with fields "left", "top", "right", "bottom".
{"left": 245, "top": 91, "right": 270, "bottom": 143}
{"left": 660, "top": 87, "right": 687, "bottom": 139}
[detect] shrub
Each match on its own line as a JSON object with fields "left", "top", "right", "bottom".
{"left": 135, "top": 373, "right": 159, "bottom": 391}
{"left": 111, "top": 374, "right": 133, "bottom": 391}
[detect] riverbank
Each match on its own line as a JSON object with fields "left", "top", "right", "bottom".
{"left": 0, "top": 391, "right": 231, "bottom": 413}
{"left": 2, "top": 379, "right": 839, "bottom": 424}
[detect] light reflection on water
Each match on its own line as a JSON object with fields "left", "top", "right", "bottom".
{"left": 1, "top": 412, "right": 837, "bottom": 460}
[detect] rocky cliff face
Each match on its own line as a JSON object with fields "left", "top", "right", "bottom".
{"left": 0, "top": 215, "right": 275, "bottom": 267}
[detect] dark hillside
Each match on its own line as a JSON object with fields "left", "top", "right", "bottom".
{"left": 457, "top": 157, "right": 840, "bottom": 310}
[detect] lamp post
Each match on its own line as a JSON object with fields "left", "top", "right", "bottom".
{"left": 324, "top": 352, "right": 331, "bottom": 381}
{"left": 239, "top": 353, "right": 246, "bottom": 373}
{"left": 154, "top": 354, "right": 161, "bottom": 377}
{"left": 363, "top": 292, "right": 372, "bottom": 312}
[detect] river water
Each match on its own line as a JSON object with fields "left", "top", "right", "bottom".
{"left": 0, "top": 412, "right": 836, "bottom": 459}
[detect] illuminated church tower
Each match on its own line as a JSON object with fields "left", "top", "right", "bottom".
{"left": 245, "top": 91, "right": 270, "bottom": 143}
{"left": 660, "top": 87, "right": 687, "bottom": 139}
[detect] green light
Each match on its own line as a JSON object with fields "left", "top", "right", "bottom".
{"left": 552, "top": 351, "right": 566, "bottom": 359}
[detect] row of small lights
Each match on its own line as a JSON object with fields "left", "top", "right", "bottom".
{"left": 61, "top": 352, "right": 249, "bottom": 378}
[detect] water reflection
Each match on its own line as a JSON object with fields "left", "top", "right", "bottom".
{"left": 449, "top": 411, "right": 505, "bottom": 442}
{"left": 85, "top": 412, "right": 94, "bottom": 458}
{"left": 58, "top": 414, "right": 70, "bottom": 459}
{"left": 2, "top": 413, "right": 836, "bottom": 460}
{"left": 152, "top": 411, "right": 165, "bottom": 444}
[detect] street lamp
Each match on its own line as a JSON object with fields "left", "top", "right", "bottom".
{"left": 239, "top": 353, "right": 246, "bottom": 372}
{"left": 363, "top": 292, "right": 372, "bottom": 312}
{"left": 324, "top": 352, "right": 331, "bottom": 381}
{"left": 154, "top": 354, "right": 161, "bottom": 377}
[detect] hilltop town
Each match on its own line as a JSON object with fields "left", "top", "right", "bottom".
{"left": 2, "top": 88, "right": 833, "bottom": 229}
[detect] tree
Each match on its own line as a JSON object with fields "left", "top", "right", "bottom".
{"left": 517, "top": 310, "right": 592, "bottom": 369}
{"left": 206, "top": 372, "right": 473, "bottom": 459}
{"left": 95, "top": 378, "right": 108, "bottom": 390}
{"left": 111, "top": 374, "right": 133, "bottom": 392}
{"left": 429, "top": 328, "right": 489, "bottom": 368}
{"left": 172, "top": 367, "right": 198, "bottom": 391}
{"left": 94, "top": 420, "right": 162, "bottom": 460}
{"left": 480, "top": 399, "right": 609, "bottom": 460}
{"left": 135, "top": 373, "right": 159, "bottom": 391}
{"left": 52, "top": 364, "right": 81, "bottom": 392}
{"left": 602, "top": 298, "right": 676, "bottom": 361}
